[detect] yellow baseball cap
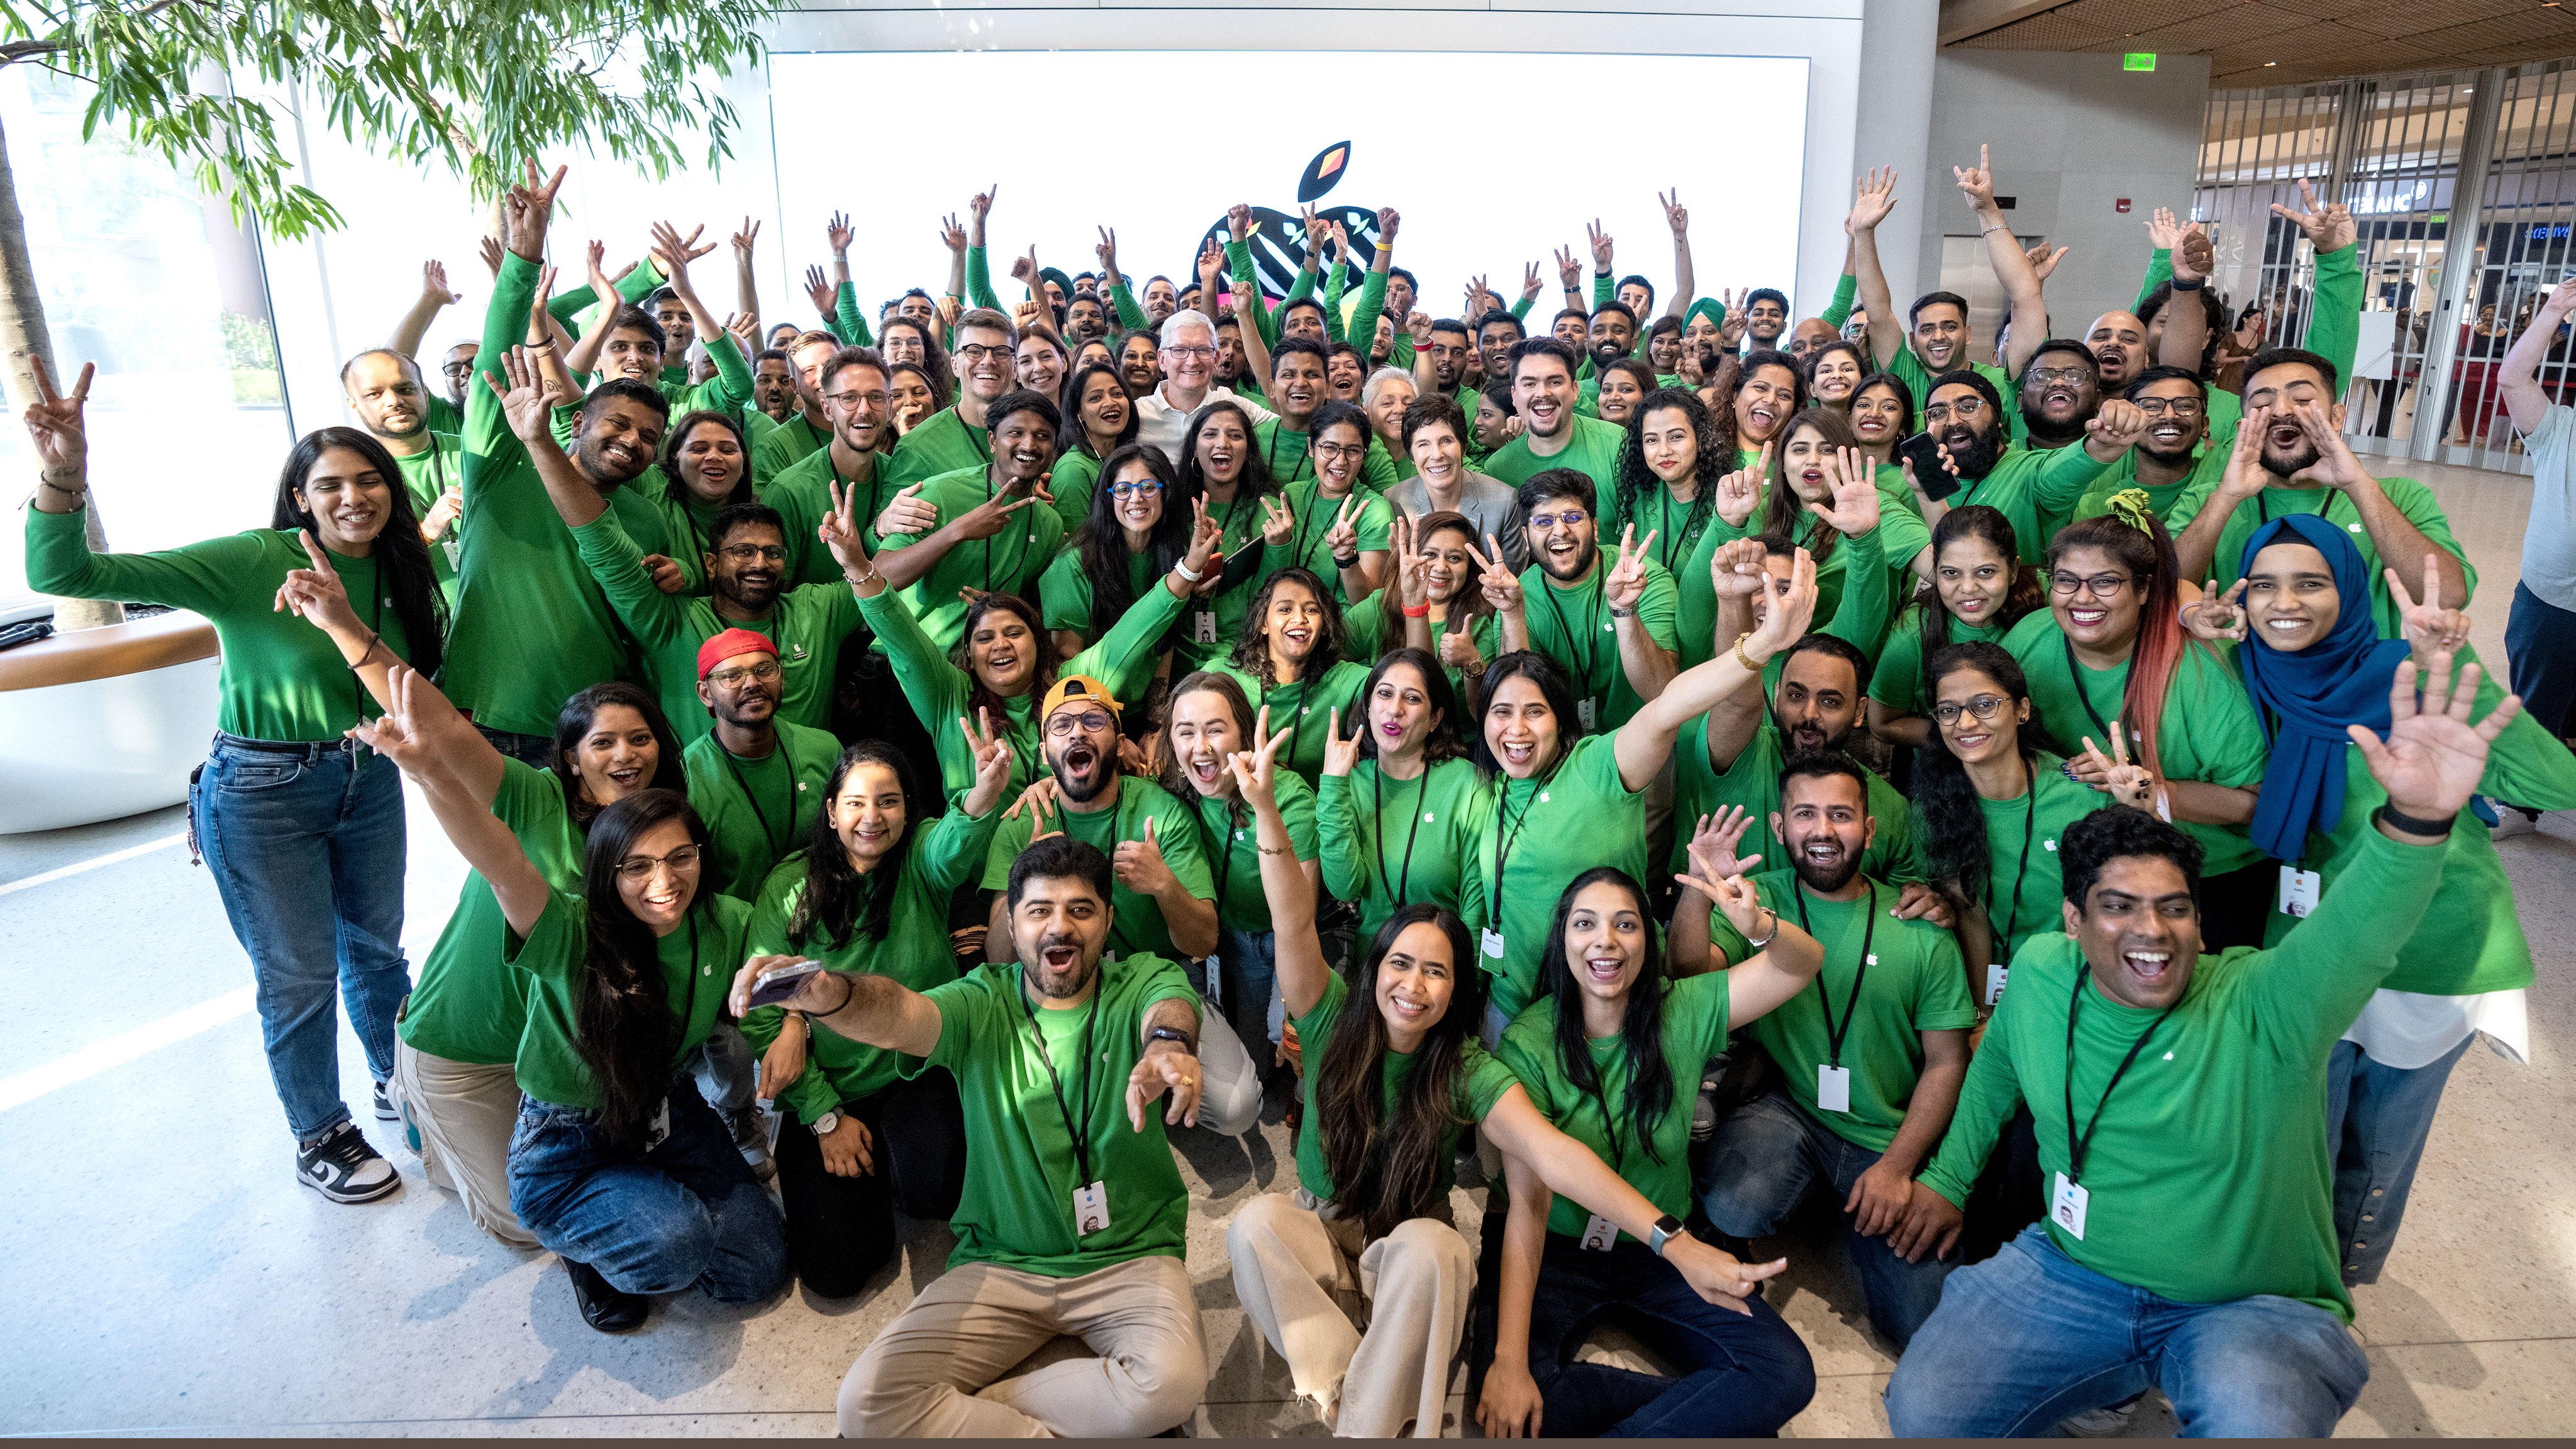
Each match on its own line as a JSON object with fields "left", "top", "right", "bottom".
{"left": 1041, "top": 674, "right": 1121, "bottom": 721}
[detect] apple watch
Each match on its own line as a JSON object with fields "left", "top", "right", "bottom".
{"left": 1646, "top": 1214, "right": 1688, "bottom": 1257}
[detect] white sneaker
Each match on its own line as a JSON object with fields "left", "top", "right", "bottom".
{"left": 726, "top": 1107, "right": 775, "bottom": 1182}
{"left": 297, "top": 1122, "right": 401, "bottom": 1203}
{"left": 2057, "top": 1396, "right": 2141, "bottom": 1436}
{"left": 2490, "top": 808, "right": 2542, "bottom": 840}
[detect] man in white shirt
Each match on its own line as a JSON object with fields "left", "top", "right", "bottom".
{"left": 1131, "top": 309, "right": 1274, "bottom": 464}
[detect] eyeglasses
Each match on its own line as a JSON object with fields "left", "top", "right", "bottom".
{"left": 2133, "top": 397, "right": 2206, "bottom": 418}
{"left": 615, "top": 844, "right": 701, "bottom": 880}
{"left": 2050, "top": 572, "right": 2134, "bottom": 598}
{"left": 1107, "top": 479, "right": 1163, "bottom": 498}
{"left": 1921, "top": 397, "right": 1985, "bottom": 423}
{"left": 2025, "top": 367, "right": 2092, "bottom": 386}
{"left": 1046, "top": 709, "right": 1116, "bottom": 737}
{"left": 1312, "top": 440, "right": 1368, "bottom": 460}
{"left": 719, "top": 543, "right": 787, "bottom": 562}
{"left": 823, "top": 390, "right": 884, "bottom": 411}
{"left": 706, "top": 659, "right": 784, "bottom": 686}
{"left": 955, "top": 343, "right": 1011, "bottom": 363}
{"left": 1528, "top": 508, "right": 1589, "bottom": 531}
{"left": 1162, "top": 345, "right": 1218, "bottom": 360}
{"left": 1933, "top": 694, "right": 2012, "bottom": 726}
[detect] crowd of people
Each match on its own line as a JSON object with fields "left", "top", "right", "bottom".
{"left": 26, "top": 144, "right": 2576, "bottom": 1438}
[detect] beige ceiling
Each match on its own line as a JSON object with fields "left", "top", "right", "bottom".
{"left": 1939, "top": 0, "right": 2576, "bottom": 87}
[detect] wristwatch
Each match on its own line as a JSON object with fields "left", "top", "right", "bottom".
{"left": 1646, "top": 1214, "right": 1689, "bottom": 1258}
{"left": 811, "top": 1109, "right": 841, "bottom": 1136}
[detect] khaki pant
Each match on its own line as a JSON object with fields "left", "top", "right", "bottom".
{"left": 1228, "top": 1191, "right": 1475, "bottom": 1438}
{"left": 391, "top": 1040, "right": 536, "bottom": 1248}
{"left": 838, "top": 1253, "right": 1208, "bottom": 1438}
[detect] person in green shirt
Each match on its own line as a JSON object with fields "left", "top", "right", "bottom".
{"left": 2016, "top": 338, "right": 2108, "bottom": 455}
{"left": 873, "top": 389, "right": 1069, "bottom": 653}
{"left": 1047, "top": 360, "right": 1140, "bottom": 534}
{"left": 26, "top": 369, "right": 443, "bottom": 1204}
{"left": 1850, "top": 154, "right": 2050, "bottom": 437}
{"left": 389, "top": 680, "right": 686, "bottom": 1250}
{"left": 1885, "top": 662, "right": 2517, "bottom": 1435}
{"left": 1480, "top": 866, "right": 1823, "bottom": 1438}
{"left": 341, "top": 347, "right": 466, "bottom": 604}
{"left": 1741, "top": 407, "right": 1920, "bottom": 636}
{"left": 1461, "top": 549, "right": 1821, "bottom": 1024}
{"left": 1485, "top": 336, "right": 1628, "bottom": 496}
{"left": 760, "top": 346, "right": 897, "bottom": 591}
{"left": 882, "top": 306, "right": 1017, "bottom": 488}
{"left": 738, "top": 732, "right": 1010, "bottom": 1298}
{"left": 1497, "top": 470, "right": 1681, "bottom": 734}
{"left": 1207, "top": 563, "right": 1377, "bottom": 790}
{"left": 1866, "top": 504, "right": 2044, "bottom": 748}
{"left": 638, "top": 409, "right": 755, "bottom": 597}
{"left": 1677, "top": 755, "right": 1975, "bottom": 1350}
{"left": 737, "top": 833, "right": 1215, "bottom": 1437}
{"left": 1918, "top": 369, "right": 2141, "bottom": 570}
{"left": 356, "top": 661, "right": 787, "bottom": 1335}
{"left": 2212, "top": 517, "right": 2576, "bottom": 1284}
{"left": 1227, "top": 729, "right": 1789, "bottom": 1439}
{"left": 678, "top": 630, "right": 840, "bottom": 902}
{"left": 746, "top": 329, "right": 841, "bottom": 484}
{"left": 2171, "top": 348, "right": 2476, "bottom": 640}
{"left": 2072, "top": 365, "right": 2222, "bottom": 523}
{"left": 2004, "top": 502, "right": 2270, "bottom": 946}
{"left": 1170, "top": 396, "right": 1291, "bottom": 670}
{"left": 563, "top": 223, "right": 758, "bottom": 426}
{"left": 1314, "top": 647, "right": 1492, "bottom": 948}
{"left": 1263, "top": 399, "right": 1396, "bottom": 608}
{"left": 1041, "top": 443, "right": 1193, "bottom": 654}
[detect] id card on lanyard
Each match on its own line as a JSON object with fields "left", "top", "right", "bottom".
{"left": 2056, "top": 970, "right": 2177, "bottom": 1241}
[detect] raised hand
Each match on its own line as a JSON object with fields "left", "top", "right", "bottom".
{"left": 1661, "top": 188, "right": 1689, "bottom": 236}
{"left": 1808, "top": 446, "right": 1882, "bottom": 535}
{"left": 2180, "top": 577, "right": 2250, "bottom": 643}
{"left": 2024, "top": 240, "right": 2070, "bottom": 283}
{"left": 2388, "top": 553, "right": 2472, "bottom": 655}
{"left": 2078, "top": 724, "right": 2156, "bottom": 809}
{"left": 2085, "top": 397, "right": 2151, "bottom": 453}
{"left": 968, "top": 185, "right": 997, "bottom": 233}
{"left": 1112, "top": 814, "right": 1180, "bottom": 895}
{"left": 804, "top": 264, "right": 835, "bottom": 314}
{"left": 1746, "top": 547, "right": 1818, "bottom": 656}
{"left": 1520, "top": 260, "right": 1545, "bottom": 303}
{"left": 938, "top": 213, "right": 966, "bottom": 255}
{"left": 1177, "top": 494, "right": 1224, "bottom": 579}
{"left": 1258, "top": 494, "right": 1297, "bottom": 548}
{"left": 503, "top": 158, "right": 568, "bottom": 260}
{"left": 2269, "top": 177, "right": 2357, "bottom": 255}
{"left": 1095, "top": 225, "right": 1121, "bottom": 275}
{"left": 647, "top": 219, "right": 713, "bottom": 284}
{"left": 1226, "top": 201, "right": 1253, "bottom": 242}
{"left": 960, "top": 708, "right": 1015, "bottom": 815}
{"left": 1320, "top": 706, "right": 1362, "bottom": 780}
{"left": 1407, "top": 310, "right": 1436, "bottom": 347}
{"left": 274, "top": 528, "right": 362, "bottom": 632}
{"left": 1686, "top": 806, "right": 1763, "bottom": 882}
{"left": 1846, "top": 165, "right": 1899, "bottom": 235}
{"left": 1226, "top": 706, "right": 1294, "bottom": 817}
{"left": 1009, "top": 245, "right": 1040, "bottom": 286}
{"left": 826, "top": 209, "right": 855, "bottom": 254}
{"left": 1324, "top": 494, "right": 1363, "bottom": 564}
{"left": 1709, "top": 537, "right": 1769, "bottom": 601}
{"left": 348, "top": 661, "right": 478, "bottom": 779}
{"left": 2218, "top": 399, "right": 2271, "bottom": 504}
{"left": 2145, "top": 206, "right": 2186, "bottom": 252}
{"left": 1716, "top": 443, "right": 1768, "bottom": 528}
{"left": 421, "top": 259, "right": 460, "bottom": 304}
{"left": 1953, "top": 143, "right": 1999, "bottom": 211}
{"left": 2292, "top": 400, "right": 2372, "bottom": 491}
{"left": 1196, "top": 236, "right": 1225, "bottom": 297}
{"left": 23, "top": 355, "right": 94, "bottom": 479}
{"left": 2174, "top": 227, "right": 2214, "bottom": 286}
{"left": 1586, "top": 218, "right": 1613, "bottom": 270}
{"left": 821, "top": 478, "right": 877, "bottom": 579}
{"left": 1604, "top": 524, "right": 1657, "bottom": 612}
{"left": 731, "top": 216, "right": 760, "bottom": 260}
{"left": 482, "top": 345, "right": 576, "bottom": 442}
{"left": 1556, "top": 245, "right": 1582, "bottom": 292}
{"left": 1301, "top": 204, "right": 1330, "bottom": 257}
{"left": 2351, "top": 653, "right": 2520, "bottom": 826}
{"left": 1375, "top": 206, "right": 1401, "bottom": 248}
{"left": 477, "top": 235, "right": 504, "bottom": 279}
{"left": 1470, "top": 532, "right": 1524, "bottom": 616}
{"left": 1718, "top": 292, "right": 1748, "bottom": 349}
{"left": 1437, "top": 631, "right": 1486, "bottom": 677}
{"left": 1391, "top": 513, "right": 1430, "bottom": 609}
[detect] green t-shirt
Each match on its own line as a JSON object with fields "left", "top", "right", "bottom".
{"left": 737, "top": 802, "right": 1001, "bottom": 1120}
{"left": 1184, "top": 772, "right": 1319, "bottom": 935}
{"left": 1708, "top": 871, "right": 1974, "bottom": 1152}
{"left": 1036, "top": 545, "right": 1158, "bottom": 636}
{"left": 1866, "top": 611, "right": 2009, "bottom": 716}
{"left": 1517, "top": 547, "right": 1681, "bottom": 730}
{"left": 1206, "top": 658, "right": 1372, "bottom": 789}
{"left": 857, "top": 575, "right": 1181, "bottom": 806}
{"left": 750, "top": 412, "right": 832, "bottom": 486}
{"left": 1500, "top": 972, "right": 1732, "bottom": 1240}
{"left": 877, "top": 466, "right": 1068, "bottom": 654}
{"left": 1919, "top": 827, "right": 2448, "bottom": 1321}
{"left": 1048, "top": 447, "right": 1105, "bottom": 535}
{"left": 1968, "top": 753, "right": 2104, "bottom": 968}
{"left": 1672, "top": 718, "right": 1923, "bottom": 884}
{"left": 504, "top": 886, "right": 745, "bottom": 1110}
{"left": 643, "top": 486, "right": 723, "bottom": 598}
{"left": 1269, "top": 476, "right": 1396, "bottom": 608}
{"left": 398, "top": 758, "right": 572, "bottom": 1065}
{"left": 1943, "top": 441, "right": 2112, "bottom": 571}
{"left": 23, "top": 514, "right": 421, "bottom": 743}
{"left": 2004, "top": 611, "right": 2270, "bottom": 874}
{"left": 679, "top": 721, "right": 841, "bottom": 900}
{"left": 883, "top": 406, "right": 993, "bottom": 489}
{"left": 1483, "top": 413, "right": 1629, "bottom": 498}
{"left": 2074, "top": 441, "right": 2222, "bottom": 526}
{"left": 570, "top": 510, "right": 860, "bottom": 748}
{"left": 2166, "top": 475, "right": 2478, "bottom": 641}
{"left": 392, "top": 433, "right": 464, "bottom": 605}
{"left": 1314, "top": 758, "right": 1491, "bottom": 946}
{"left": 1291, "top": 969, "right": 1523, "bottom": 1203}
{"left": 919, "top": 953, "right": 1199, "bottom": 1277}
{"left": 980, "top": 780, "right": 1217, "bottom": 963}
{"left": 1458, "top": 734, "right": 1645, "bottom": 1019}
{"left": 759, "top": 445, "right": 899, "bottom": 590}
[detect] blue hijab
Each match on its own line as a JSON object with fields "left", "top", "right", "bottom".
{"left": 2237, "top": 514, "right": 2414, "bottom": 862}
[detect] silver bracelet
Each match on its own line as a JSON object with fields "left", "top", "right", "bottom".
{"left": 1743, "top": 909, "right": 1780, "bottom": 950}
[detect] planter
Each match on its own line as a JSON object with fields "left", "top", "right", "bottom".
{"left": 0, "top": 609, "right": 219, "bottom": 833}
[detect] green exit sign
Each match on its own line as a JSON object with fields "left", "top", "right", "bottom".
{"left": 2124, "top": 53, "right": 2158, "bottom": 72}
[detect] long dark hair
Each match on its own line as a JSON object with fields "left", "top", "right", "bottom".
{"left": 1074, "top": 443, "right": 1189, "bottom": 640}
{"left": 1315, "top": 903, "right": 1486, "bottom": 1240}
{"left": 878, "top": 316, "right": 953, "bottom": 404}
{"left": 1230, "top": 567, "right": 1348, "bottom": 689}
{"left": 950, "top": 591, "right": 1059, "bottom": 733}
{"left": 2048, "top": 509, "right": 2187, "bottom": 779}
{"left": 658, "top": 409, "right": 754, "bottom": 509}
{"left": 1852, "top": 370, "right": 1918, "bottom": 438}
{"left": 1912, "top": 642, "right": 2060, "bottom": 902}
{"left": 1902, "top": 505, "right": 2041, "bottom": 665}
{"left": 1057, "top": 361, "right": 1138, "bottom": 461}
{"left": 272, "top": 426, "right": 445, "bottom": 678}
{"left": 1760, "top": 406, "right": 1862, "bottom": 566}
{"left": 1355, "top": 647, "right": 1468, "bottom": 765}
{"left": 787, "top": 741, "right": 918, "bottom": 950}
{"left": 1177, "top": 397, "right": 1279, "bottom": 512}
{"left": 552, "top": 681, "right": 686, "bottom": 824}
{"left": 575, "top": 788, "right": 708, "bottom": 1146}
{"left": 1539, "top": 867, "right": 1675, "bottom": 1167}
{"left": 1614, "top": 388, "right": 1720, "bottom": 557}
{"left": 1474, "top": 650, "right": 1587, "bottom": 774}
{"left": 1374, "top": 511, "right": 1496, "bottom": 677}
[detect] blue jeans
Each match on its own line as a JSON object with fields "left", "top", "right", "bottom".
{"left": 475, "top": 723, "right": 558, "bottom": 772}
{"left": 192, "top": 736, "right": 410, "bottom": 1140}
{"left": 1522, "top": 1235, "right": 1816, "bottom": 1437}
{"left": 508, "top": 1077, "right": 789, "bottom": 1302}
{"left": 1699, "top": 1087, "right": 1955, "bottom": 1350}
{"left": 1193, "top": 926, "right": 1281, "bottom": 1051}
{"left": 1885, "top": 1226, "right": 2369, "bottom": 1437}
{"left": 2324, "top": 1033, "right": 2472, "bottom": 1284}
{"left": 2507, "top": 580, "right": 2576, "bottom": 742}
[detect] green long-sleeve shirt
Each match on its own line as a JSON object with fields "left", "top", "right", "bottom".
{"left": 1313, "top": 758, "right": 1489, "bottom": 947}
{"left": 1821, "top": 273, "right": 1858, "bottom": 330}
{"left": 547, "top": 257, "right": 662, "bottom": 341}
{"left": 832, "top": 279, "right": 871, "bottom": 348}
{"left": 1919, "top": 825, "right": 2448, "bottom": 1321}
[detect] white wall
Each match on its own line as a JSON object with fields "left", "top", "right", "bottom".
{"left": 1913, "top": 49, "right": 2211, "bottom": 341}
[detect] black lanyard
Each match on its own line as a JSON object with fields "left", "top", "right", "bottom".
{"left": 1371, "top": 763, "right": 1431, "bottom": 906}
{"left": 717, "top": 738, "right": 795, "bottom": 858}
{"left": 1265, "top": 426, "right": 1309, "bottom": 486}
{"left": 1209, "top": 797, "right": 1243, "bottom": 923}
{"left": 2059, "top": 630, "right": 2119, "bottom": 752}
{"left": 1644, "top": 486, "right": 1695, "bottom": 572}
{"left": 2062, "top": 969, "right": 2178, "bottom": 1187}
{"left": 1535, "top": 567, "right": 1607, "bottom": 706}
{"left": 1018, "top": 982, "right": 1102, "bottom": 1187}
{"left": 1989, "top": 786, "right": 2039, "bottom": 960}
{"left": 1581, "top": 1045, "right": 1630, "bottom": 1172}
{"left": 1794, "top": 879, "right": 1877, "bottom": 1069}
{"left": 1490, "top": 772, "right": 1546, "bottom": 920}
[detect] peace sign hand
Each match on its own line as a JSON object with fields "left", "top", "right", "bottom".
{"left": 1470, "top": 531, "right": 1524, "bottom": 616}
{"left": 1321, "top": 706, "right": 1362, "bottom": 780}
{"left": 503, "top": 159, "right": 568, "bottom": 260}
{"left": 2387, "top": 552, "right": 2472, "bottom": 655}
{"left": 1716, "top": 444, "right": 1768, "bottom": 528}
{"left": 2180, "top": 577, "right": 2250, "bottom": 643}
{"left": 1520, "top": 260, "right": 1544, "bottom": 303}
{"left": 274, "top": 528, "right": 362, "bottom": 634}
{"left": 1660, "top": 189, "right": 1689, "bottom": 236}
{"left": 1094, "top": 225, "right": 1120, "bottom": 274}
{"left": 960, "top": 708, "right": 1016, "bottom": 816}
{"left": 2269, "top": 177, "right": 2357, "bottom": 256}
{"left": 819, "top": 477, "right": 877, "bottom": 580}
{"left": 1605, "top": 525, "right": 1656, "bottom": 612}
{"left": 1587, "top": 218, "right": 1613, "bottom": 269}
{"left": 2353, "top": 652, "right": 2519, "bottom": 826}
{"left": 2077, "top": 724, "right": 2156, "bottom": 810}
{"left": 1258, "top": 494, "right": 1298, "bottom": 548}
{"left": 1324, "top": 495, "right": 1363, "bottom": 562}
{"left": 1180, "top": 494, "right": 1224, "bottom": 579}
{"left": 1556, "top": 245, "right": 1582, "bottom": 291}
{"left": 23, "top": 355, "right": 94, "bottom": 479}
{"left": 953, "top": 488, "right": 1038, "bottom": 543}
{"left": 730, "top": 216, "right": 760, "bottom": 259}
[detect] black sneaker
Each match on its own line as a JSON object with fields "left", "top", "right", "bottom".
{"left": 372, "top": 1079, "right": 399, "bottom": 1121}
{"left": 296, "top": 1122, "right": 401, "bottom": 1203}
{"left": 564, "top": 1258, "right": 647, "bottom": 1333}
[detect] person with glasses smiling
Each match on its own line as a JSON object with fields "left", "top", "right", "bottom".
{"left": 2072, "top": 365, "right": 2222, "bottom": 525}
{"left": 883, "top": 306, "right": 1022, "bottom": 488}
{"left": 1917, "top": 369, "right": 2145, "bottom": 571}
{"left": 680, "top": 630, "right": 843, "bottom": 902}
{"left": 1132, "top": 307, "right": 1277, "bottom": 462}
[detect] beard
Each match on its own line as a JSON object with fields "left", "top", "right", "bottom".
{"left": 1940, "top": 419, "right": 2004, "bottom": 480}
{"left": 2261, "top": 437, "right": 2321, "bottom": 478}
{"left": 1021, "top": 930, "right": 1101, "bottom": 1000}
{"left": 1051, "top": 737, "right": 1113, "bottom": 803}
{"left": 1589, "top": 340, "right": 1629, "bottom": 373}
{"left": 1790, "top": 838, "right": 1863, "bottom": 895}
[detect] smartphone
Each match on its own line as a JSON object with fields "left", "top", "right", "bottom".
{"left": 1896, "top": 431, "right": 1961, "bottom": 501}
{"left": 745, "top": 958, "right": 824, "bottom": 1009}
